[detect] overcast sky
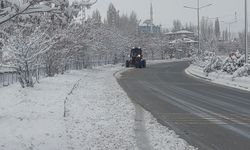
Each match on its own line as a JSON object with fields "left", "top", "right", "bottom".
{"left": 72, "top": 0, "right": 246, "bottom": 32}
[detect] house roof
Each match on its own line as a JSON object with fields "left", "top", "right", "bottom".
{"left": 164, "top": 30, "right": 194, "bottom": 35}
{"left": 169, "top": 38, "right": 197, "bottom": 44}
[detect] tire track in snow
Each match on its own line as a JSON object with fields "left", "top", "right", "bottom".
{"left": 134, "top": 103, "right": 153, "bottom": 150}
{"left": 114, "top": 69, "right": 153, "bottom": 150}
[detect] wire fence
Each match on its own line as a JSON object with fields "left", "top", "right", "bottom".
{"left": 0, "top": 72, "right": 18, "bottom": 86}
{"left": 0, "top": 52, "right": 168, "bottom": 88}
{"left": 0, "top": 67, "right": 47, "bottom": 87}
{"left": 0, "top": 56, "right": 123, "bottom": 87}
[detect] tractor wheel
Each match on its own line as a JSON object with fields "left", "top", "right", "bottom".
{"left": 125, "top": 60, "right": 130, "bottom": 68}
{"left": 135, "top": 64, "right": 138, "bottom": 68}
{"left": 142, "top": 60, "right": 146, "bottom": 68}
{"left": 139, "top": 64, "right": 142, "bottom": 68}
{"left": 135, "top": 62, "right": 139, "bottom": 68}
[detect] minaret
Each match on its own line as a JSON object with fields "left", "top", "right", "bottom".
{"left": 150, "top": 2, "right": 153, "bottom": 33}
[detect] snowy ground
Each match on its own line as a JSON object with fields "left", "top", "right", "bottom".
{"left": 0, "top": 63, "right": 196, "bottom": 150}
{"left": 186, "top": 64, "right": 250, "bottom": 92}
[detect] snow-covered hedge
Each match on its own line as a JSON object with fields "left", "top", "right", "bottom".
{"left": 192, "top": 51, "right": 216, "bottom": 68}
{"left": 233, "top": 64, "right": 250, "bottom": 78}
{"left": 203, "top": 56, "right": 223, "bottom": 74}
{"left": 193, "top": 50, "right": 249, "bottom": 77}
{"left": 221, "top": 51, "right": 245, "bottom": 74}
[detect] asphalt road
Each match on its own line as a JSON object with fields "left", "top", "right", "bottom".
{"left": 117, "top": 61, "right": 250, "bottom": 150}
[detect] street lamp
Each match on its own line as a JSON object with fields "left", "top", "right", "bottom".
{"left": 184, "top": 0, "right": 213, "bottom": 54}
{"left": 245, "top": 0, "right": 248, "bottom": 64}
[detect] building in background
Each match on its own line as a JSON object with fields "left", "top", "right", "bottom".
{"left": 164, "top": 30, "right": 195, "bottom": 40}
{"left": 138, "top": 2, "right": 161, "bottom": 34}
{"left": 164, "top": 30, "right": 197, "bottom": 58}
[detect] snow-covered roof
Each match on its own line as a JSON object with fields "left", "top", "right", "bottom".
{"left": 164, "top": 30, "right": 194, "bottom": 35}
{"left": 169, "top": 38, "right": 197, "bottom": 44}
{"left": 0, "top": 65, "right": 15, "bottom": 73}
{"left": 143, "top": 19, "right": 152, "bottom": 25}
{"left": 175, "top": 30, "right": 194, "bottom": 34}
{"left": 164, "top": 32, "right": 175, "bottom": 35}
{"left": 169, "top": 39, "right": 181, "bottom": 44}
{"left": 183, "top": 38, "right": 198, "bottom": 43}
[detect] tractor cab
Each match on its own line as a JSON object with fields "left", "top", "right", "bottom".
{"left": 125, "top": 47, "right": 146, "bottom": 68}
{"left": 130, "top": 48, "right": 142, "bottom": 58}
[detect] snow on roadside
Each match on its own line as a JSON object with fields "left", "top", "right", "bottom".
{"left": 0, "top": 66, "right": 137, "bottom": 150}
{"left": 147, "top": 58, "right": 192, "bottom": 65}
{"left": 0, "top": 72, "right": 81, "bottom": 150}
{"left": 0, "top": 63, "right": 196, "bottom": 150}
{"left": 186, "top": 64, "right": 250, "bottom": 92}
{"left": 63, "top": 66, "right": 137, "bottom": 150}
{"left": 115, "top": 62, "right": 197, "bottom": 150}
{"left": 144, "top": 112, "right": 196, "bottom": 150}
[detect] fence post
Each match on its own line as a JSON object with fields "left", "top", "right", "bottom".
{"left": 105, "top": 55, "right": 107, "bottom": 65}
{"left": 0, "top": 73, "right": 2, "bottom": 86}
{"left": 11, "top": 72, "right": 13, "bottom": 84}
{"left": 15, "top": 72, "right": 17, "bottom": 83}
{"left": 7, "top": 72, "right": 10, "bottom": 86}
{"left": 3, "top": 73, "right": 5, "bottom": 86}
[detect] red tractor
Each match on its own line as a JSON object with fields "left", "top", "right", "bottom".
{"left": 125, "top": 47, "right": 146, "bottom": 68}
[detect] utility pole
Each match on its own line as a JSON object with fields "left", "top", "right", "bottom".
{"left": 197, "top": 0, "right": 200, "bottom": 55}
{"left": 245, "top": 0, "right": 248, "bottom": 64}
{"left": 184, "top": 0, "right": 213, "bottom": 54}
{"left": 150, "top": 2, "right": 154, "bottom": 33}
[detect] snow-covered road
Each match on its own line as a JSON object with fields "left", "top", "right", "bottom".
{"left": 0, "top": 64, "right": 195, "bottom": 150}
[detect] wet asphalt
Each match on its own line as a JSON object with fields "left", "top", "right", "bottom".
{"left": 117, "top": 61, "right": 250, "bottom": 150}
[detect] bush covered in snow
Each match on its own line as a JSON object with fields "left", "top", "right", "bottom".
{"left": 193, "top": 50, "right": 249, "bottom": 77}
{"left": 222, "top": 51, "right": 245, "bottom": 74}
{"left": 192, "top": 51, "right": 216, "bottom": 68}
{"left": 3, "top": 27, "right": 56, "bottom": 87}
{"left": 203, "top": 56, "right": 223, "bottom": 74}
{"left": 233, "top": 64, "right": 250, "bottom": 78}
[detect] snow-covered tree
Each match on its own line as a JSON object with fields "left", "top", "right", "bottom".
{"left": 172, "top": 20, "right": 182, "bottom": 32}
{"left": 200, "top": 17, "right": 214, "bottom": 42}
{"left": 0, "top": 0, "right": 61, "bottom": 25}
{"left": 222, "top": 51, "right": 245, "bottom": 74}
{"left": 43, "top": 20, "right": 95, "bottom": 76}
{"left": 92, "top": 9, "right": 101, "bottom": 25}
{"left": 199, "top": 50, "right": 246, "bottom": 75}
{"left": 3, "top": 27, "right": 56, "bottom": 87}
{"left": 204, "top": 56, "right": 223, "bottom": 74}
{"left": 214, "top": 18, "right": 220, "bottom": 39}
{"left": 107, "top": 3, "right": 119, "bottom": 27}
{"left": 233, "top": 64, "right": 250, "bottom": 78}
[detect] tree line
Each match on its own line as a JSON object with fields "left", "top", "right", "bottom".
{"left": 0, "top": 1, "right": 148, "bottom": 88}
{"left": 2, "top": 1, "right": 241, "bottom": 88}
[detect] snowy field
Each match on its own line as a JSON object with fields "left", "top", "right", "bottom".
{"left": 186, "top": 64, "right": 250, "bottom": 92}
{"left": 0, "top": 64, "right": 196, "bottom": 150}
